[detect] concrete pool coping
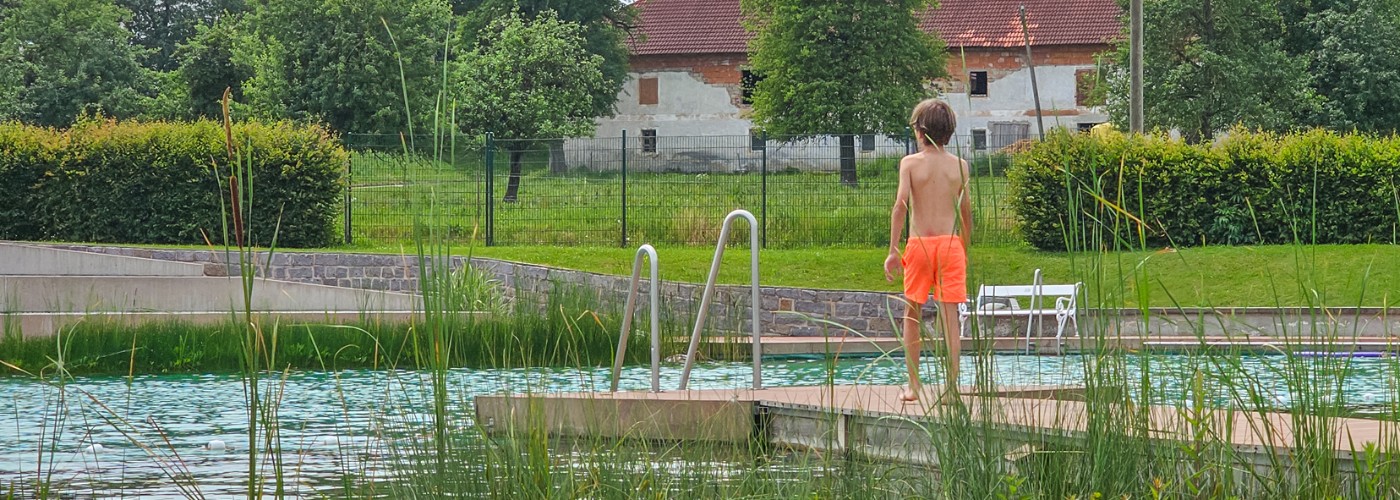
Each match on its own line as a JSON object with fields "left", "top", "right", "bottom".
{"left": 477, "top": 383, "right": 1388, "bottom": 471}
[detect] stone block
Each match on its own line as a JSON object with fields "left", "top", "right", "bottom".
{"left": 833, "top": 303, "right": 862, "bottom": 317}
{"left": 289, "top": 254, "right": 314, "bottom": 266}
{"left": 794, "top": 301, "right": 828, "bottom": 315}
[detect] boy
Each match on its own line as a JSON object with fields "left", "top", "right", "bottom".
{"left": 883, "top": 99, "right": 972, "bottom": 403}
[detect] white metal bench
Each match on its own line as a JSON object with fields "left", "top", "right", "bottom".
{"left": 959, "top": 269, "right": 1082, "bottom": 350}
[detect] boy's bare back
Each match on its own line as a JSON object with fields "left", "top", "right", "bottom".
{"left": 898, "top": 149, "right": 970, "bottom": 240}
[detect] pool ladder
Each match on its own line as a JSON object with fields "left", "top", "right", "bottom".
{"left": 610, "top": 209, "right": 762, "bottom": 392}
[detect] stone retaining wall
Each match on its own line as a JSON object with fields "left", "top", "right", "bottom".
{"left": 47, "top": 245, "right": 908, "bottom": 336}
{"left": 42, "top": 245, "right": 1400, "bottom": 338}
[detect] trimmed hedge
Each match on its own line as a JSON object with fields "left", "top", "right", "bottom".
{"left": 0, "top": 120, "right": 346, "bottom": 248}
{"left": 1010, "top": 129, "right": 1400, "bottom": 251}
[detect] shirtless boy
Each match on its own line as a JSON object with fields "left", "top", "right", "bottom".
{"left": 883, "top": 99, "right": 973, "bottom": 403}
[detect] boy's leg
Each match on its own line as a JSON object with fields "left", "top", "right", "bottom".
{"left": 900, "top": 297, "right": 922, "bottom": 402}
{"left": 937, "top": 300, "right": 962, "bottom": 404}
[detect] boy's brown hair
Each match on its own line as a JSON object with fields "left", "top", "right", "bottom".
{"left": 909, "top": 99, "right": 955, "bottom": 147}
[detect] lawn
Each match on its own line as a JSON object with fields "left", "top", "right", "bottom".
{"left": 325, "top": 241, "right": 1400, "bottom": 308}
{"left": 345, "top": 148, "right": 1019, "bottom": 248}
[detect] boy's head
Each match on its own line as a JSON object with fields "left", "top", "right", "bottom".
{"left": 909, "top": 99, "right": 955, "bottom": 147}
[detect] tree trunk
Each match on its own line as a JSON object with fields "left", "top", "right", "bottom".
{"left": 503, "top": 150, "right": 523, "bottom": 203}
{"left": 839, "top": 134, "right": 858, "bottom": 187}
{"left": 547, "top": 139, "right": 567, "bottom": 174}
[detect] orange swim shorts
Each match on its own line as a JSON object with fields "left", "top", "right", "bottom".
{"left": 902, "top": 235, "right": 967, "bottom": 305}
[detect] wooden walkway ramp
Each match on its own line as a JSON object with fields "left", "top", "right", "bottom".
{"left": 476, "top": 384, "right": 1388, "bottom": 469}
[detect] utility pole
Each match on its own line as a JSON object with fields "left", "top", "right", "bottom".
{"left": 1129, "top": 0, "right": 1144, "bottom": 133}
{"left": 1020, "top": 5, "right": 1045, "bottom": 141}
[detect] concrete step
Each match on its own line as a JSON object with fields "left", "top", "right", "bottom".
{"left": 0, "top": 276, "right": 419, "bottom": 314}
{"left": 0, "top": 242, "right": 206, "bottom": 276}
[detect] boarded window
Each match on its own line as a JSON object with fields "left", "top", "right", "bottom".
{"left": 860, "top": 134, "right": 876, "bottom": 151}
{"left": 750, "top": 129, "right": 765, "bottom": 151}
{"left": 969, "top": 71, "right": 989, "bottom": 97}
{"left": 1075, "top": 69, "right": 1101, "bottom": 107}
{"left": 639, "top": 77, "right": 658, "bottom": 105}
{"left": 641, "top": 129, "right": 657, "bottom": 153}
{"left": 972, "top": 129, "right": 988, "bottom": 150}
{"left": 988, "top": 122, "right": 1029, "bottom": 150}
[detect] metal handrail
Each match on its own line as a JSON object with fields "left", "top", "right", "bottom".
{"left": 611, "top": 244, "right": 661, "bottom": 392}
{"left": 679, "top": 210, "right": 761, "bottom": 390}
{"left": 1025, "top": 268, "right": 1042, "bottom": 354}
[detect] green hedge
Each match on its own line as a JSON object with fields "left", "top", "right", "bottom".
{"left": 0, "top": 119, "right": 347, "bottom": 247}
{"left": 1010, "top": 129, "right": 1400, "bottom": 251}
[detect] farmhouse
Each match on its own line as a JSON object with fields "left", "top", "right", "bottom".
{"left": 575, "top": 0, "right": 1122, "bottom": 172}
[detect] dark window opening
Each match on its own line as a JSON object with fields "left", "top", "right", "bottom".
{"left": 860, "top": 134, "right": 875, "bottom": 151}
{"left": 641, "top": 129, "right": 657, "bottom": 153}
{"left": 969, "top": 71, "right": 989, "bottom": 97}
{"left": 972, "top": 129, "right": 988, "bottom": 150}
{"left": 741, "top": 69, "right": 764, "bottom": 105}
{"left": 1075, "top": 69, "right": 1102, "bottom": 107}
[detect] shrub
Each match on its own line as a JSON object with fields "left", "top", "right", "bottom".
{"left": 0, "top": 119, "right": 346, "bottom": 247}
{"left": 1010, "top": 129, "right": 1400, "bottom": 251}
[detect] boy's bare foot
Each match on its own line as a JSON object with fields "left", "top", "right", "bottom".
{"left": 899, "top": 387, "right": 921, "bottom": 402}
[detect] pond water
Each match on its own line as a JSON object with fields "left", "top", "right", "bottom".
{"left": 2, "top": 353, "right": 1395, "bottom": 496}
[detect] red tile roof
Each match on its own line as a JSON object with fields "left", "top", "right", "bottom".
{"left": 629, "top": 0, "right": 1122, "bottom": 56}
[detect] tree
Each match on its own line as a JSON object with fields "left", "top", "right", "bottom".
{"left": 454, "top": 11, "right": 607, "bottom": 202}
{"left": 244, "top": 0, "right": 451, "bottom": 134}
{"left": 0, "top": 0, "right": 152, "bottom": 126}
{"left": 1107, "top": 0, "right": 1318, "bottom": 142}
{"left": 177, "top": 14, "right": 254, "bottom": 119}
{"left": 1280, "top": 0, "right": 1400, "bottom": 133}
{"left": 116, "top": 0, "right": 246, "bottom": 72}
{"left": 457, "top": 0, "right": 634, "bottom": 172}
{"left": 742, "top": 0, "right": 946, "bottom": 186}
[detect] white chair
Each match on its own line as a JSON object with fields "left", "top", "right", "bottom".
{"left": 959, "top": 269, "right": 1082, "bottom": 351}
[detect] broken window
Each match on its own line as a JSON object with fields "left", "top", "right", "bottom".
{"left": 641, "top": 129, "right": 657, "bottom": 153}
{"left": 972, "top": 129, "right": 988, "bottom": 150}
{"left": 969, "top": 71, "right": 989, "bottom": 97}
{"left": 741, "top": 69, "right": 764, "bottom": 105}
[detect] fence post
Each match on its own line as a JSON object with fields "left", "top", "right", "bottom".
{"left": 485, "top": 133, "right": 495, "bottom": 246}
{"left": 344, "top": 155, "right": 353, "bottom": 245}
{"left": 905, "top": 126, "right": 913, "bottom": 155}
{"left": 620, "top": 130, "right": 628, "bottom": 248}
{"left": 760, "top": 130, "right": 767, "bottom": 248}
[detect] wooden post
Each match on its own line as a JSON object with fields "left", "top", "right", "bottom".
{"left": 1020, "top": 5, "right": 1045, "bottom": 141}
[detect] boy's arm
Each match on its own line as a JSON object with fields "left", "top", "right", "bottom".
{"left": 959, "top": 159, "right": 973, "bottom": 253}
{"left": 885, "top": 156, "right": 913, "bottom": 282}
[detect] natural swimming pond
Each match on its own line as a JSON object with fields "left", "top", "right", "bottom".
{"left": 4, "top": 353, "right": 1396, "bottom": 496}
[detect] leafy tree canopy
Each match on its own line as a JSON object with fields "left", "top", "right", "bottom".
{"left": 454, "top": 10, "right": 607, "bottom": 140}
{"left": 743, "top": 0, "right": 946, "bottom": 136}
{"left": 115, "top": 0, "right": 246, "bottom": 72}
{"left": 455, "top": 0, "right": 633, "bottom": 119}
{"left": 0, "top": 0, "right": 152, "bottom": 126}
{"left": 177, "top": 14, "right": 254, "bottom": 119}
{"left": 1281, "top": 0, "right": 1400, "bottom": 133}
{"left": 243, "top": 0, "right": 451, "bottom": 134}
{"left": 742, "top": 0, "right": 946, "bottom": 184}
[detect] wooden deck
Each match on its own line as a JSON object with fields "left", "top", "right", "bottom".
{"left": 476, "top": 383, "right": 1391, "bottom": 470}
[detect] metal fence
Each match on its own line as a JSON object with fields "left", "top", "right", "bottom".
{"left": 344, "top": 133, "right": 1021, "bottom": 248}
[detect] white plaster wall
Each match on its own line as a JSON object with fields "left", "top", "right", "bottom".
{"left": 944, "top": 64, "right": 1109, "bottom": 148}
{"left": 570, "top": 64, "right": 1107, "bottom": 172}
